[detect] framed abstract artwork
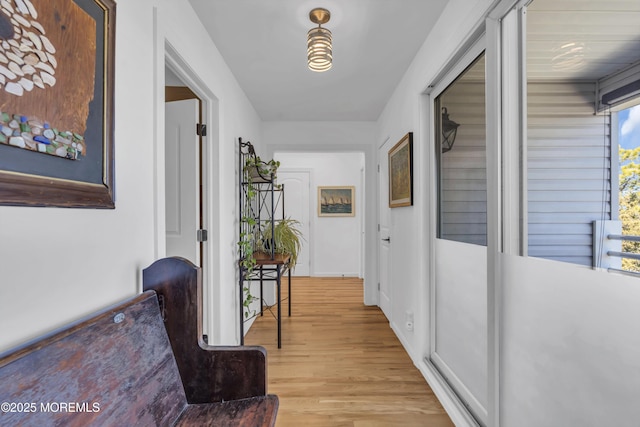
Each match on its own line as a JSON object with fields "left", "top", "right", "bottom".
{"left": 318, "top": 186, "right": 355, "bottom": 217}
{"left": 389, "top": 132, "right": 413, "bottom": 208}
{"left": 0, "top": 0, "right": 116, "bottom": 208}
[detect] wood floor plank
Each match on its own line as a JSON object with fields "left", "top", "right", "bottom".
{"left": 245, "top": 277, "right": 454, "bottom": 426}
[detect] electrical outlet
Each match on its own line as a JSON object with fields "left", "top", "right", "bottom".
{"left": 405, "top": 311, "right": 414, "bottom": 332}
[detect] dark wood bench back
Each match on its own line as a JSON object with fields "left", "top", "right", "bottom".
{"left": 0, "top": 292, "right": 187, "bottom": 426}
{"left": 143, "top": 257, "right": 268, "bottom": 403}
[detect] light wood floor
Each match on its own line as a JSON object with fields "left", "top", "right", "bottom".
{"left": 244, "top": 276, "right": 454, "bottom": 427}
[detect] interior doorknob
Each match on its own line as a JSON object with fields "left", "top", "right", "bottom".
{"left": 382, "top": 237, "right": 391, "bottom": 242}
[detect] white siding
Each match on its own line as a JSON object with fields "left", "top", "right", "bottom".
{"left": 439, "top": 80, "right": 487, "bottom": 246}
{"left": 528, "top": 81, "right": 612, "bottom": 266}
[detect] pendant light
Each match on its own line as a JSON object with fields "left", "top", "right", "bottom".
{"left": 307, "top": 8, "right": 332, "bottom": 72}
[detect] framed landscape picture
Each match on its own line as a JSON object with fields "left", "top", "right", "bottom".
{"left": 389, "top": 132, "right": 413, "bottom": 208}
{"left": 0, "top": 0, "right": 116, "bottom": 208}
{"left": 318, "top": 186, "right": 355, "bottom": 217}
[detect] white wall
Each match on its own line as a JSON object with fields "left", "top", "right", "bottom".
{"left": 274, "top": 152, "right": 364, "bottom": 277}
{"left": 0, "top": 0, "right": 261, "bottom": 352}
{"left": 262, "top": 121, "right": 378, "bottom": 304}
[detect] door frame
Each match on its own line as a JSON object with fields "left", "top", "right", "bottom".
{"left": 377, "top": 136, "right": 392, "bottom": 318}
{"left": 425, "top": 34, "right": 490, "bottom": 424}
{"left": 157, "top": 43, "right": 221, "bottom": 343}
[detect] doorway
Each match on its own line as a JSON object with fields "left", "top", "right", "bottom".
{"left": 377, "top": 137, "right": 392, "bottom": 320}
{"left": 430, "top": 46, "right": 488, "bottom": 424}
{"left": 164, "top": 67, "right": 208, "bottom": 337}
{"left": 277, "top": 169, "right": 311, "bottom": 276}
{"left": 273, "top": 152, "right": 364, "bottom": 278}
{"left": 165, "top": 96, "right": 201, "bottom": 265}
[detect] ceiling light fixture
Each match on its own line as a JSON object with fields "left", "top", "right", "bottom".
{"left": 551, "top": 41, "right": 588, "bottom": 72}
{"left": 307, "top": 8, "right": 332, "bottom": 72}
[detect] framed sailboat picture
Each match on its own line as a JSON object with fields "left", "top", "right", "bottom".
{"left": 318, "top": 186, "right": 355, "bottom": 217}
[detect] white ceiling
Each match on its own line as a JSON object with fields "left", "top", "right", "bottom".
{"left": 187, "top": 0, "right": 449, "bottom": 121}
{"left": 186, "top": 0, "right": 640, "bottom": 122}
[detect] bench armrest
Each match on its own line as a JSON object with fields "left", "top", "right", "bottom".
{"left": 142, "top": 257, "right": 271, "bottom": 404}
{"left": 180, "top": 344, "right": 268, "bottom": 403}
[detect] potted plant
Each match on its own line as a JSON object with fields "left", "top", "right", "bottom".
{"left": 239, "top": 155, "right": 281, "bottom": 270}
{"left": 244, "top": 155, "right": 280, "bottom": 183}
{"left": 259, "top": 218, "right": 303, "bottom": 270}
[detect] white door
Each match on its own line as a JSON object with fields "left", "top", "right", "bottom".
{"left": 378, "top": 139, "right": 392, "bottom": 320}
{"left": 165, "top": 99, "right": 200, "bottom": 266}
{"left": 278, "top": 170, "right": 311, "bottom": 276}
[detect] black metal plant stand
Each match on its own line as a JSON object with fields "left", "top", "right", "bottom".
{"left": 238, "top": 138, "right": 291, "bottom": 348}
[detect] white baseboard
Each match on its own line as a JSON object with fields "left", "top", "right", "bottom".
{"left": 418, "top": 359, "right": 481, "bottom": 427}
{"left": 242, "top": 314, "right": 256, "bottom": 336}
{"left": 311, "top": 272, "right": 360, "bottom": 278}
{"left": 389, "top": 323, "right": 480, "bottom": 427}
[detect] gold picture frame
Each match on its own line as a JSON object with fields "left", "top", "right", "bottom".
{"left": 389, "top": 132, "right": 413, "bottom": 208}
{"left": 318, "top": 186, "right": 355, "bottom": 217}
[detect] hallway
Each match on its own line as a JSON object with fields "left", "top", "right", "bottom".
{"left": 244, "top": 277, "right": 453, "bottom": 426}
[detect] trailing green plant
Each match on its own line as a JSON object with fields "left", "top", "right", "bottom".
{"left": 238, "top": 222, "right": 258, "bottom": 318}
{"left": 259, "top": 218, "right": 304, "bottom": 270}
{"left": 244, "top": 155, "right": 280, "bottom": 183}
{"left": 238, "top": 152, "right": 281, "bottom": 318}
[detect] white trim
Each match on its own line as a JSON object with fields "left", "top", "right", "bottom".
{"left": 376, "top": 136, "right": 390, "bottom": 309}
{"left": 426, "top": 31, "right": 489, "bottom": 427}
{"left": 597, "top": 59, "right": 640, "bottom": 112}
{"left": 487, "top": 0, "right": 525, "bottom": 21}
{"left": 418, "top": 93, "right": 433, "bottom": 364}
{"left": 311, "top": 272, "right": 361, "bottom": 278}
{"left": 390, "top": 322, "right": 479, "bottom": 426}
{"left": 518, "top": 4, "right": 528, "bottom": 257}
{"left": 485, "top": 13, "right": 503, "bottom": 427}
{"left": 427, "top": 37, "right": 487, "bottom": 103}
{"left": 499, "top": 9, "right": 523, "bottom": 256}
{"left": 485, "top": 4, "right": 529, "bottom": 426}
{"left": 419, "top": 358, "right": 482, "bottom": 427}
{"left": 152, "top": 7, "right": 165, "bottom": 263}
{"left": 611, "top": 113, "right": 620, "bottom": 220}
{"left": 360, "top": 165, "right": 366, "bottom": 279}
{"left": 425, "top": 36, "right": 487, "bottom": 96}
{"left": 155, "top": 15, "right": 223, "bottom": 344}
{"left": 426, "top": 88, "right": 438, "bottom": 369}
{"left": 431, "top": 353, "right": 488, "bottom": 421}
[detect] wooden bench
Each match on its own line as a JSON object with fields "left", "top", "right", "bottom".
{"left": 0, "top": 259, "right": 278, "bottom": 426}
{"left": 142, "top": 256, "right": 273, "bottom": 403}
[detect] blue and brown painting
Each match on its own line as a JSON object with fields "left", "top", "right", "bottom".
{"left": 320, "top": 187, "right": 354, "bottom": 215}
